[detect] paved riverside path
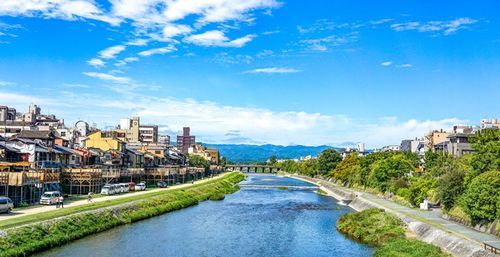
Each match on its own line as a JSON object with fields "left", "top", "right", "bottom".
{"left": 0, "top": 174, "right": 226, "bottom": 223}
{"left": 295, "top": 175, "right": 500, "bottom": 252}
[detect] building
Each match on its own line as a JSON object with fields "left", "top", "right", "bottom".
{"left": 433, "top": 133, "right": 473, "bottom": 157}
{"left": 400, "top": 139, "right": 412, "bottom": 152}
{"left": 425, "top": 130, "right": 449, "bottom": 150}
{"left": 379, "top": 145, "right": 401, "bottom": 152}
{"left": 480, "top": 118, "right": 500, "bottom": 129}
{"left": 83, "top": 131, "right": 125, "bottom": 152}
{"left": 176, "top": 127, "right": 196, "bottom": 153}
{"left": 158, "top": 134, "right": 170, "bottom": 145}
{"left": 139, "top": 125, "right": 158, "bottom": 144}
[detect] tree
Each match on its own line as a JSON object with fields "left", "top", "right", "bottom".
{"left": 368, "top": 154, "right": 414, "bottom": 192}
{"left": 407, "top": 175, "right": 437, "bottom": 206}
{"left": 220, "top": 156, "right": 227, "bottom": 166}
{"left": 318, "top": 148, "right": 342, "bottom": 175}
{"left": 268, "top": 155, "right": 277, "bottom": 164}
{"left": 460, "top": 170, "right": 500, "bottom": 222}
{"left": 469, "top": 129, "right": 500, "bottom": 175}
{"left": 188, "top": 154, "right": 210, "bottom": 170}
{"left": 437, "top": 168, "right": 466, "bottom": 211}
{"left": 330, "top": 154, "right": 361, "bottom": 185}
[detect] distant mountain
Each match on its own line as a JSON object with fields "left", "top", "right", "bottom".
{"left": 202, "top": 144, "right": 340, "bottom": 163}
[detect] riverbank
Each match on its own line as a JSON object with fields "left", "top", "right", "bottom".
{"left": 291, "top": 175, "right": 499, "bottom": 257}
{"left": 0, "top": 172, "right": 245, "bottom": 257}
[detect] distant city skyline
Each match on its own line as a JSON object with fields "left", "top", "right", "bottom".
{"left": 1, "top": 1, "right": 499, "bottom": 147}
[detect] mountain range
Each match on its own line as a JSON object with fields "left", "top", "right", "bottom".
{"left": 202, "top": 144, "right": 341, "bottom": 163}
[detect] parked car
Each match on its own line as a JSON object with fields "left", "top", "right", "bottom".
{"left": 40, "top": 191, "right": 62, "bottom": 205}
{"left": 157, "top": 181, "right": 167, "bottom": 188}
{"left": 135, "top": 182, "right": 146, "bottom": 191}
{"left": 0, "top": 197, "right": 14, "bottom": 214}
{"left": 119, "top": 183, "right": 129, "bottom": 193}
{"left": 101, "top": 184, "right": 116, "bottom": 195}
{"left": 128, "top": 182, "right": 136, "bottom": 191}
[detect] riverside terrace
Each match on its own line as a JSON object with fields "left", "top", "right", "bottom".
{"left": 0, "top": 163, "right": 224, "bottom": 206}
{"left": 225, "top": 164, "right": 282, "bottom": 173}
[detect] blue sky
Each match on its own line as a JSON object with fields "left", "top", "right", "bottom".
{"left": 0, "top": 0, "right": 499, "bottom": 147}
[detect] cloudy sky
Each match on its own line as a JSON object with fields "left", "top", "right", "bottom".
{"left": 0, "top": 0, "right": 499, "bottom": 147}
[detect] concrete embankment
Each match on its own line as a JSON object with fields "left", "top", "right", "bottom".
{"left": 292, "top": 175, "right": 498, "bottom": 257}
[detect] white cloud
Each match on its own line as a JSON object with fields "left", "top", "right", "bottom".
{"left": 126, "top": 38, "right": 149, "bottom": 46}
{"left": 396, "top": 64, "right": 412, "bottom": 68}
{"left": 87, "top": 58, "right": 105, "bottom": 68}
{"left": 138, "top": 45, "right": 177, "bottom": 57}
{"left": 391, "top": 17, "right": 478, "bottom": 35}
{"left": 300, "top": 33, "right": 358, "bottom": 52}
{"left": 83, "top": 71, "right": 131, "bottom": 84}
{"left": 381, "top": 61, "right": 393, "bottom": 66}
{"left": 0, "top": 0, "right": 121, "bottom": 25}
{"left": 98, "top": 45, "right": 126, "bottom": 59}
{"left": 0, "top": 91, "right": 470, "bottom": 147}
{"left": 244, "top": 67, "right": 301, "bottom": 74}
{"left": 115, "top": 57, "right": 139, "bottom": 66}
{"left": 0, "top": 80, "right": 15, "bottom": 86}
{"left": 163, "top": 23, "right": 192, "bottom": 38}
{"left": 184, "top": 30, "right": 256, "bottom": 48}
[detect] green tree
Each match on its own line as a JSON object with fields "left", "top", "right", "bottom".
{"left": 368, "top": 154, "right": 414, "bottom": 192}
{"left": 317, "top": 148, "right": 342, "bottom": 175}
{"left": 330, "top": 154, "right": 361, "bottom": 185}
{"left": 469, "top": 129, "right": 500, "bottom": 175}
{"left": 437, "top": 168, "right": 466, "bottom": 211}
{"left": 407, "top": 175, "right": 437, "bottom": 206}
{"left": 460, "top": 170, "right": 500, "bottom": 222}
{"left": 268, "top": 155, "right": 277, "bottom": 164}
{"left": 188, "top": 154, "right": 210, "bottom": 170}
{"left": 220, "top": 156, "right": 227, "bottom": 166}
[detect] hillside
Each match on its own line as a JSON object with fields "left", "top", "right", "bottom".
{"left": 202, "top": 144, "right": 339, "bottom": 163}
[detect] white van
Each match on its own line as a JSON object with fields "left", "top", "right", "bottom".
{"left": 100, "top": 184, "right": 116, "bottom": 195}
{"left": 119, "top": 183, "right": 129, "bottom": 193}
{"left": 0, "top": 197, "right": 14, "bottom": 213}
{"left": 40, "top": 191, "right": 62, "bottom": 205}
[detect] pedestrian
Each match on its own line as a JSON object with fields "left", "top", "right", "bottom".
{"left": 59, "top": 195, "right": 64, "bottom": 208}
{"left": 87, "top": 192, "right": 93, "bottom": 203}
{"left": 55, "top": 197, "right": 60, "bottom": 208}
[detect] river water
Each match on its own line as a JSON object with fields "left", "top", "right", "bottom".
{"left": 35, "top": 175, "right": 372, "bottom": 257}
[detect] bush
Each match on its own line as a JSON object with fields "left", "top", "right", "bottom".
{"left": 374, "top": 239, "right": 449, "bottom": 257}
{"left": 336, "top": 208, "right": 405, "bottom": 246}
{"left": 460, "top": 170, "right": 500, "bottom": 222}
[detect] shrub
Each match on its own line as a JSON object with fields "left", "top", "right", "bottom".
{"left": 336, "top": 208, "right": 405, "bottom": 246}
{"left": 374, "top": 239, "right": 449, "bottom": 257}
{"left": 460, "top": 170, "right": 500, "bottom": 222}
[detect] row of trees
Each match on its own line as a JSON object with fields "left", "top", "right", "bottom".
{"left": 277, "top": 129, "right": 499, "bottom": 224}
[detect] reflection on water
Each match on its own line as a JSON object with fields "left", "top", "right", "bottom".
{"left": 34, "top": 174, "right": 372, "bottom": 257}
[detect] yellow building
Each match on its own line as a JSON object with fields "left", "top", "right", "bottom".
{"left": 426, "top": 130, "right": 449, "bottom": 150}
{"left": 84, "top": 131, "right": 124, "bottom": 152}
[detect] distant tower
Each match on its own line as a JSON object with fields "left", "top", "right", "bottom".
{"left": 357, "top": 143, "right": 365, "bottom": 153}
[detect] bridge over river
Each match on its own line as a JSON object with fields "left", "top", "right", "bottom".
{"left": 226, "top": 164, "right": 282, "bottom": 173}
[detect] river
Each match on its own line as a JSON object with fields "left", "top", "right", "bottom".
{"left": 34, "top": 174, "right": 372, "bottom": 257}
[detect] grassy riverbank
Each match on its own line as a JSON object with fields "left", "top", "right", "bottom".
{"left": 337, "top": 208, "right": 449, "bottom": 257}
{"left": 0, "top": 172, "right": 245, "bottom": 257}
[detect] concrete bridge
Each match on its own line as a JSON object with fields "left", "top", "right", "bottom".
{"left": 226, "top": 164, "right": 282, "bottom": 173}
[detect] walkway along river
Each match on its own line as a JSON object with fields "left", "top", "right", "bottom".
{"left": 33, "top": 174, "right": 373, "bottom": 257}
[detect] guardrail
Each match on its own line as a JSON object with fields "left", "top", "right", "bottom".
{"left": 484, "top": 243, "right": 499, "bottom": 254}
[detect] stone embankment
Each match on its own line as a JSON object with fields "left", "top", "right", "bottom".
{"left": 292, "top": 175, "right": 499, "bottom": 257}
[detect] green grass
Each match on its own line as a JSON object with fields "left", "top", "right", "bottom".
{"left": 337, "top": 208, "right": 405, "bottom": 246}
{"left": 0, "top": 172, "right": 245, "bottom": 257}
{"left": 337, "top": 209, "right": 450, "bottom": 257}
{"left": 374, "top": 239, "right": 449, "bottom": 257}
{"left": 0, "top": 172, "right": 241, "bottom": 230}
{"left": 316, "top": 189, "right": 328, "bottom": 195}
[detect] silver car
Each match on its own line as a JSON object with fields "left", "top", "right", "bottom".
{"left": 0, "top": 196, "right": 14, "bottom": 214}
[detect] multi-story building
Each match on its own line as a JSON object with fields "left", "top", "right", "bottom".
{"left": 480, "top": 118, "right": 500, "bottom": 129}
{"left": 139, "top": 125, "right": 158, "bottom": 144}
{"left": 176, "top": 127, "right": 196, "bottom": 153}
{"left": 158, "top": 134, "right": 170, "bottom": 145}
{"left": 433, "top": 133, "right": 473, "bottom": 157}
{"left": 425, "top": 130, "right": 449, "bottom": 151}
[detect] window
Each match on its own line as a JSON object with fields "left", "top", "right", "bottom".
{"left": 155, "top": 150, "right": 161, "bottom": 154}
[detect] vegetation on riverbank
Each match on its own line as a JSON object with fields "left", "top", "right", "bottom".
{"left": 278, "top": 129, "right": 500, "bottom": 226}
{"left": 337, "top": 208, "right": 449, "bottom": 257}
{"left": 0, "top": 172, "right": 245, "bottom": 257}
